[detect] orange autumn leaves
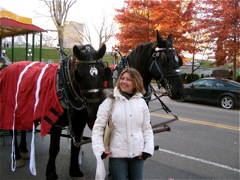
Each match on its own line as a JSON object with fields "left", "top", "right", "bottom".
{"left": 114, "top": 0, "right": 239, "bottom": 66}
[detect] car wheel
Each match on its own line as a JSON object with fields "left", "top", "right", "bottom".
{"left": 221, "top": 96, "right": 234, "bottom": 109}
{"left": 176, "top": 96, "right": 186, "bottom": 102}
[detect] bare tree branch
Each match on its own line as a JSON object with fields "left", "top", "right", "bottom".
{"left": 92, "top": 11, "right": 117, "bottom": 48}
{"left": 42, "top": 0, "right": 76, "bottom": 48}
{"left": 71, "top": 12, "right": 117, "bottom": 49}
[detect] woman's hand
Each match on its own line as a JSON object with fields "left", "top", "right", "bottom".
{"left": 101, "top": 151, "right": 112, "bottom": 159}
{"left": 138, "top": 152, "right": 151, "bottom": 160}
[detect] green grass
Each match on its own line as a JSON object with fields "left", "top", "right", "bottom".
{"left": 5, "top": 47, "right": 113, "bottom": 65}
{"left": 5, "top": 47, "right": 216, "bottom": 68}
{"left": 200, "top": 61, "right": 216, "bottom": 68}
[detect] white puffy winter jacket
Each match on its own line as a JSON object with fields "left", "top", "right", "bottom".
{"left": 92, "top": 87, "right": 154, "bottom": 159}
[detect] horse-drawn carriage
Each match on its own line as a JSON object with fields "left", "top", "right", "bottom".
{"left": 0, "top": 30, "right": 184, "bottom": 179}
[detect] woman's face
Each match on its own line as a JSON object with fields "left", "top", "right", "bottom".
{"left": 119, "top": 72, "right": 134, "bottom": 94}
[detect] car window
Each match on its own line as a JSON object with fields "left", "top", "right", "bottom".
{"left": 204, "top": 80, "right": 214, "bottom": 87}
{"left": 215, "top": 82, "right": 226, "bottom": 87}
{"left": 214, "top": 81, "right": 240, "bottom": 88}
{"left": 192, "top": 80, "right": 205, "bottom": 87}
{"left": 193, "top": 79, "right": 214, "bottom": 87}
{"left": 227, "top": 82, "right": 240, "bottom": 88}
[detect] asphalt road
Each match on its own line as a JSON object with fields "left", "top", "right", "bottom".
{"left": 148, "top": 95, "right": 239, "bottom": 180}
{"left": 0, "top": 95, "right": 239, "bottom": 180}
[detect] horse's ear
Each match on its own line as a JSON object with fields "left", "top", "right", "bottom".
{"left": 167, "top": 34, "right": 173, "bottom": 44}
{"left": 73, "top": 45, "right": 85, "bottom": 60}
{"left": 97, "top": 44, "right": 106, "bottom": 59}
{"left": 156, "top": 30, "right": 164, "bottom": 47}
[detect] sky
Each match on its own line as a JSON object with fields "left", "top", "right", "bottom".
{"left": 0, "top": 0, "right": 124, "bottom": 50}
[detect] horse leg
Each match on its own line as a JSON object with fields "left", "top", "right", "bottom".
{"left": 9, "top": 130, "right": 25, "bottom": 168}
{"left": 69, "top": 140, "right": 83, "bottom": 178}
{"left": 46, "top": 125, "right": 62, "bottom": 180}
{"left": 19, "top": 130, "right": 29, "bottom": 160}
{"left": 69, "top": 110, "right": 87, "bottom": 179}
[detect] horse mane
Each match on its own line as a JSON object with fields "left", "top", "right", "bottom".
{"left": 126, "top": 41, "right": 155, "bottom": 88}
{"left": 129, "top": 42, "right": 153, "bottom": 60}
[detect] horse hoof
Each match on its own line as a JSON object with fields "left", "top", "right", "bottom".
{"left": 16, "top": 159, "right": 25, "bottom": 168}
{"left": 72, "top": 177, "right": 85, "bottom": 180}
{"left": 69, "top": 167, "right": 84, "bottom": 178}
{"left": 20, "top": 152, "right": 30, "bottom": 160}
{"left": 46, "top": 173, "right": 58, "bottom": 180}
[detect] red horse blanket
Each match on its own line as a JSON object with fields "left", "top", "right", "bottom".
{"left": 0, "top": 61, "right": 64, "bottom": 137}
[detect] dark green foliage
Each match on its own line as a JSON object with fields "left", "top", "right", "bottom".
{"left": 236, "top": 76, "right": 240, "bottom": 83}
{"left": 181, "top": 73, "right": 202, "bottom": 83}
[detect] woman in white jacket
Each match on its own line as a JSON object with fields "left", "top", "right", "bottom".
{"left": 92, "top": 68, "right": 154, "bottom": 180}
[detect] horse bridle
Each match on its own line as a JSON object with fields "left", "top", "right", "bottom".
{"left": 149, "top": 47, "right": 181, "bottom": 97}
{"left": 57, "top": 56, "right": 106, "bottom": 110}
{"left": 74, "top": 59, "right": 108, "bottom": 104}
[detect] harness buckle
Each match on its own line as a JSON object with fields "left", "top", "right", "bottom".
{"left": 57, "top": 89, "right": 64, "bottom": 99}
{"left": 152, "top": 52, "right": 160, "bottom": 57}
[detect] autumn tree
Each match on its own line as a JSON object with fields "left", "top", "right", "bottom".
{"left": 115, "top": 0, "right": 159, "bottom": 53}
{"left": 195, "top": 0, "right": 240, "bottom": 80}
{"left": 181, "top": 2, "right": 212, "bottom": 73}
{"left": 114, "top": 0, "right": 240, "bottom": 78}
{"left": 43, "top": 0, "right": 76, "bottom": 49}
{"left": 173, "top": 0, "right": 239, "bottom": 75}
{"left": 114, "top": 0, "right": 195, "bottom": 61}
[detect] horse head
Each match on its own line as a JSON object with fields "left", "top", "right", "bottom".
{"left": 149, "top": 30, "right": 184, "bottom": 100}
{"left": 126, "top": 31, "right": 184, "bottom": 100}
{"left": 69, "top": 44, "right": 111, "bottom": 129}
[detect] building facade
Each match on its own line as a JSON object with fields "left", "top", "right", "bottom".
{"left": 63, "top": 21, "right": 84, "bottom": 49}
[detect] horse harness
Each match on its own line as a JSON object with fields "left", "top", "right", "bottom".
{"left": 57, "top": 56, "right": 86, "bottom": 110}
{"left": 55, "top": 54, "right": 105, "bottom": 147}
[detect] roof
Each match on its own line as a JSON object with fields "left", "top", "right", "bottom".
{"left": 0, "top": 9, "right": 47, "bottom": 37}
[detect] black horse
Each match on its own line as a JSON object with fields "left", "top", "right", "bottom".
{"left": 112, "top": 30, "right": 184, "bottom": 101}
{"left": 0, "top": 44, "right": 111, "bottom": 179}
